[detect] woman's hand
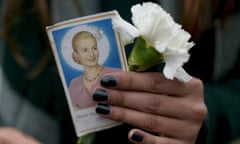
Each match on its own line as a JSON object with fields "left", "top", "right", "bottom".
{"left": 0, "top": 127, "right": 41, "bottom": 144}
{"left": 92, "top": 71, "right": 207, "bottom": 144}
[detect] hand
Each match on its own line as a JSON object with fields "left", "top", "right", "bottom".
{"left": 93, "top": 71, "right": 207, "bottom": 144}
{"left": 0, "top": 127, "right": 41, "bottom": 144}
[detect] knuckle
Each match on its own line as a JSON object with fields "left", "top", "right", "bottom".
{"left": 190, "top": 78, "right": 203, "bottom": 92}
{"left": 192, "top": 103, "right": 208, "bottom": 121}
{"left": 144, "top": 115, "right": 160, "bottom": 132}
{"left": 188, "top": 79, "right": 207, "bottom": 120}
{"left": 149, "top": 74, "right": 163, "bottom": 92}
{"left": 145, "top": 96, "right": 162, "bottom": 113}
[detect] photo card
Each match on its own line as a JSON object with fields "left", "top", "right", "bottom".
{"left": 46, "top": 10, "right": 128, "bottom": 137}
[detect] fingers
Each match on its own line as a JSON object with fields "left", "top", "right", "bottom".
{"left": 99, "top": 71, "right": 202, "bottom": 96}
{"left": 93, "top": 89, "right": 203, "bottom": 120}
{"left": 95, "top": 104, "right": 200, "bottom": 141}
{"left": 93, "top": 71, "right": 206, "bottom": 120}
{"left": 92, "top": 71, "right": 207, "bottom": 143}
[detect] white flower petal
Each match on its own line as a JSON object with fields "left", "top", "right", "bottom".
{"left": 163, "top": 53, "right": 190, "bottom": 80}
{"left": 183, "top": 41, "right": 195, "bottom": 51}
{"left": 112, "top": 14, "right": 140, "bottom": 46}
{"left": 124, "top": 2, "right": 195, "bottom": 82}
{"left": 167, "top": 29, "right": 192, "bottom": 51}
{"left": 131, "top": 2, "right": 175, "bottom": 45}
{"left": 174, "top": 67, "right": 192, "bottom": 82}
{"left": 155, "top": 41, "right": 167, "bottom": 52}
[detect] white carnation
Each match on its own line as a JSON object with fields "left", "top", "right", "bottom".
{"left": 112, "top": 2, "right": 194, "bottom": 82}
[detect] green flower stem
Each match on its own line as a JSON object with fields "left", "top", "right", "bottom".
{"left": 77, "top": 133, "right": 96, "bottom": 144}
{"left": 128, "top": 37, "right": 164, "bottom": 71}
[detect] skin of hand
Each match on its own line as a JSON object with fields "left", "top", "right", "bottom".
{"left": 93, "top": 71, "right": 207, "bottom": 144}
{"left": 0, "top": 127, "right": 41, "bottom": 144}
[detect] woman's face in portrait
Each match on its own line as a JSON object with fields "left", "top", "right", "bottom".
{"left": 74, "top": 35, "right": 99, "bottom": 66}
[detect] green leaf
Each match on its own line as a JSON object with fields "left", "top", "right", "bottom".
{"left": 128, "top": 37, "right": 164, "bottom": 71}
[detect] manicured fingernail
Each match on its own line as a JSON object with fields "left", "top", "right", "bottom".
{"left": 93, "top": 89, "right": 108, "bottom": 102}
{"left": 131, "top": 132, "right": 143, "bottom": 142}
{"left": 96, "top": 104, "right": 111, "bottom": 115}
{"left": 100, "top": 76, "right": 117, "bottom": 87}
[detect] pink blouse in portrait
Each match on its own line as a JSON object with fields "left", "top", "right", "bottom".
{"left": 68, "top": 67, "right": 121, "bottom": 109}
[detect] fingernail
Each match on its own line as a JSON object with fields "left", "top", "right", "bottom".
{"left": 96, "top": 104, "right": 111, "bottom": 115}
{"left": 100, "top": 76, "right": 117, "bottom": 87}
{"left": 131, "top": 132, "right": 143, "bottom": 142}
{"left": 93, "top": 89, "right": 108, "bottom": 102}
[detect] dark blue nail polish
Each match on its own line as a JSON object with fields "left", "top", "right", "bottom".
{"left": 100, "top": 76, "right": 117, "bottom": 87}
{"left": 96, "top": 104, "right": 110, "bottom": 115}
{"left": 131, "top": 132, "right": 143, "bottom": 142}
{"left": 93, "top": 89, "right": 108, "bottom": 102}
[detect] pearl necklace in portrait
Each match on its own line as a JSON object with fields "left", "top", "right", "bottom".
{"left": 84, "top": 66, "right": 103, "bottom": 82}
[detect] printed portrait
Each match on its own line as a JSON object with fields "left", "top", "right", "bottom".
{"left": 46, "top": 11, "right": 126, "bottom": 137}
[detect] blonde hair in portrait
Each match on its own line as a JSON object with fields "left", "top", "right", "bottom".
{"left": 71, "top": 31, "right": 98, "bottom": 65}
{"left": 61, "top": 25, "right": 110, "bottom": 71}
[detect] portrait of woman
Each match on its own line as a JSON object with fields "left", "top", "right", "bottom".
{"left": 47, "top": 14, "right": 128, "bottom": 136}
{"left": 68, "top": 31, "right": 120, "bottom": 110}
